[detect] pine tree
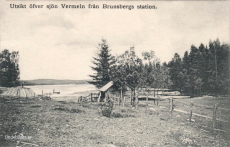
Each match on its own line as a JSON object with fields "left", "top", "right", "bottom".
{"left": 168, "top": 53, "right": 183, "bottom": 91}
{"left": 188, "top": 45, "right": 203, "bottom": 96}
{"left": 181, "top": 51, "right": 190, "bottom": 94}
{"left": 88, "top": 39, "right": 115, "bottom": 88}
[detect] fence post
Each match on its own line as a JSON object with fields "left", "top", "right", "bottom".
{"left": 213, "top": 103, "right": 218, "bottom": 130}
{"left": 124, "top": 96, "right": 126, "bottom": 106}
{"left": 213, "top": 103, "right": 218, "bottom": 140}
{"left": 42, "top": 90, "right": 43, "bottom": 96}
{"left": 189, "top": 102, "right": 193, "bottom": 123}
{"left": 120, "top": 89, "right": 122, "bottom": 106}
{"left": 130, "top": 91, "right": 132, "bottom": 106}
{"left": 91, "top": 93, "right": 92, "bottom": 102}
{"left": 118, "top": 94, "right": 120, "bottom": 106}
{"left": 98, "top": 92, "right": 101, "bottom": 102}
{"left": 136, "top": 95, "right": 139, "bottom": 109}
{"left": 146, "top": 93, "right": 148, "bottom": 107}
{"left": 170, "top": 97, "right": 173, "bottom": 118}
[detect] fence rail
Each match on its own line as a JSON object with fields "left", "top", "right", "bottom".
{"left": 155, "top": 97, "right": 229, "bottom": 134}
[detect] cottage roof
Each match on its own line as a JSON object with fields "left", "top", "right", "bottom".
{"left": 99, "top": 81, "right": 114, "bottom": 92}
{"left": 99, "top": 81, "right": 134, "bottom": 92}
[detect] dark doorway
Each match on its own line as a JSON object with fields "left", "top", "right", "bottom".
{"left": 100, "top": 92, "right": 105, "bottom": 102}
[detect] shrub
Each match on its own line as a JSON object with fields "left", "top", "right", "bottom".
{"left": 100, "top": 100, "right": 113, "bottom": 117}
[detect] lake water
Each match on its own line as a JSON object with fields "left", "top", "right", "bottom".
{"left": 25, "top": 84, "right": 96, "bottom": 97}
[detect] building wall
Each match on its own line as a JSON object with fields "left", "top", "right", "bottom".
{"left": 105, "top": 88, "right": 133, "bottom": 103}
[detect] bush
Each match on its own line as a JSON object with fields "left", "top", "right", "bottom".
{"left": 100, "top": 100, "right": 113, "bottom": 117}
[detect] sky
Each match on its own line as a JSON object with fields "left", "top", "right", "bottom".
{"left": 1, "top": 1, "right": 229, "bottom": 80}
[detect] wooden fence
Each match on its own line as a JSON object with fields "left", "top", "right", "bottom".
{"left": 77, "top": 93, "right": 99, "bottom": 102}
{"left": 152, "top": 97, "right": 230, "bottom": 134}
{"left": 77, "top": 93, "right": 229, "bottom": 129}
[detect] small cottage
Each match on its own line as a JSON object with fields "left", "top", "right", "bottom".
{"left": 98, "top": 81, "right": 134, "bottom": 104}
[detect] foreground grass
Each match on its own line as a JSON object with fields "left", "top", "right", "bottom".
{"left": 0, "top": 96, "right": 229, "bottom": 147}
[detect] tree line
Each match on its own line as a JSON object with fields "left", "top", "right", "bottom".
{"left": 0, "top": 49, "right": 20, "bottom": 87}
{"left": 167, "top": 39, "right": 229, "bottom": 96}
{"left": 89, "top": 39, "right": 230, "bottom": 97}
{"left": 1, "top": 38, "right": 229, "bottom": 97}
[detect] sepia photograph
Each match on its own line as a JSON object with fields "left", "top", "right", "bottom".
{"left": 0, "top": 1, "right": 230, "bottom": 147}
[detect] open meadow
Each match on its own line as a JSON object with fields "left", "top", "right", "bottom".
{"left": 0, "top": 95, "right": 230, "bottom": 147}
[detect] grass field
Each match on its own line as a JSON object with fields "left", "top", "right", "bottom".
{"left": 0, "top": 95, "right": 230, "bottom": 147}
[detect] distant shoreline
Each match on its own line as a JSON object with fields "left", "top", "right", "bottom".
{"left": 20, "top": 79, "right": 90, "bottom": 86}
{"left": 23, "top": 83, "right": 89, "bottom": 86}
